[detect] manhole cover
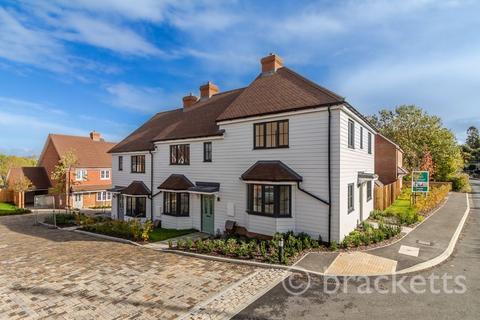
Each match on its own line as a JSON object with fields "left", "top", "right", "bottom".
{"left": 417, "top": 240, "right": 432, "bottom": 246}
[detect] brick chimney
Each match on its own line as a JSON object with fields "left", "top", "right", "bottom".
{"left": 183, "top": 93, "right": 198, "bottom": 108}
{"left": 200, "top": 81, "right": 219, "bottom": 99}
{"left": 90, "top": 131, "right": 101, "bottom": 141}
{"left": 261, "top": 53, "right": 283, "bottom": 73}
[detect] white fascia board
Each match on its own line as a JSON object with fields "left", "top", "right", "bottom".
{"left": 216, "top": 104, "right": 344, "bottom": 126}
{"left": 339, "top": 105, "right": 377, "bottom": 133}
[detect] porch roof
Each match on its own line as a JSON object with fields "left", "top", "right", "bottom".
{"left": 121, "top": 181, "right": 150, "bottom": 196}
{"left": 158, "top": 174, "right": 194, "bottom": 191}
{"left": 188, "top": 182, "right": 220, "bottom": 194}
{"left": 241, "top": 160, "right": 303, "bottom": 182}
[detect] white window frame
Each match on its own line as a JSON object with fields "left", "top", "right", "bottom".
{"left": 348, "top": 119, "right": 355, "bottom": 149}
{"left": 97, "top": 191, "right": 112, "bottom": 201}
{"left": 75, "top": 169, "right": 87, "bottom": 181}
{"left": 100, "top": 169, "right": 110, "bottom": 180}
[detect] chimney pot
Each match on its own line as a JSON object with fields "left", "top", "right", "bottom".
{"left": 90, "top": 131, "right": 101, "bottom": 141}
{"left": 183, "top": 93, "right": 198, "bottom": 108}
{"left": 200, "top": 81, "right": 219, "bottom": 99}
{"left": 261, "top": 53, "right": 284, "bottom": 73}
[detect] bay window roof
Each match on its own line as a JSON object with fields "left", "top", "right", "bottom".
{"left": 241, "top": 160, "right": 302, "bottom": 182}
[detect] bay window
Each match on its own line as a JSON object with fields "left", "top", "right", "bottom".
{"left": 247, "top": 184, "right": 291, "bottom": 217}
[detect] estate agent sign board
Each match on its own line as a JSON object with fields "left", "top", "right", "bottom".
{"left": 412, "top": 171, "right": 429, "bottom": 193}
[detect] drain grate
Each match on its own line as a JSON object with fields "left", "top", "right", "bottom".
{"left": 417, "top": 240, "right": 432, "bottom": 246}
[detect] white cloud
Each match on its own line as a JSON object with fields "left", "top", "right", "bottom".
{"left": 57, "top": 13, "right": 163, "bottom": 56}
{"left": 105, "top": 83, "right": 180, "bottom": 113}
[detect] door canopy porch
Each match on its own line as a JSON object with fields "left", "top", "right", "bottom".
{"left": 158, "top": 174, "right": 194, "bottom": 191}
{"left": 241, "top": 160, "right": 303, "bottom": 182}
{"left": 121, "top": 181, "right": 150, "bottom": 196}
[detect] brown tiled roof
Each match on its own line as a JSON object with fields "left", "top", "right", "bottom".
{"left": 48, "top": 134, "right": 116, "bottom": 168}
{"left": 71, "top": 184, "right": 111, "bottom": 192}
{"left": 158, "top": 174, "right": 195, "bottom": 191}
{"left": 241, "top": 161, "right": 303, "bottom": 182}
{"left": 109, "top": 66, "right": 346, "bottom": 153}
{"left": 121, "top": 181, "right": 151, "bottom": 196}
{"left": 109, "top": 88, "right": 244, "bottom": 153}
{"left": 217, "top": 67, "right": 344, "bottom": 121}
{"left": 7, "top": 167, "right": 51, "bottom": 190}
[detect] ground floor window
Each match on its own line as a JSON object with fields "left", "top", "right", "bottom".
{"left": 163, "top": 192, "right": 189, "bottom": 216}
{"left": 348, "top": 183, "right": 355, "bottom": 212}
{"left": 247, "top": 184, "right": 291, "bottom": 217}
{"left": 97, "top": 191, "right": 112, "bottom": 201}
{"left": 74, "top": 194, "right": 82, "bottom": 201}
{"left": 126, "top": 196, "right": 146, "bottom": 217}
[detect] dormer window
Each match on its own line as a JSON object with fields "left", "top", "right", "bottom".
{"left": 254, "top": 120, "right": 289, "bottom": 149}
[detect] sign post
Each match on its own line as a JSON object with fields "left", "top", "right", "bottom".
{"left": 411, "top": 170, "right": 430, "bottom": 205}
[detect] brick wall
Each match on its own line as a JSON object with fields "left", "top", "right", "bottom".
{"left": 38, "top": 139, "right": 60, "bottom": 188}
{"left": 375, "top": 135, "right": 398, "bottom": 185}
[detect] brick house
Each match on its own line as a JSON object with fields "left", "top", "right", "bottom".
{"left": 9, "top": 131, "right": 115, "bottom": 208}
{"left": 375, "top": 134, "right": 407, "bottom": 187}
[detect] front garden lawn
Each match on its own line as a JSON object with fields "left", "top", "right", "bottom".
{"left": 149, "top": 228, "right": 197, "bottom": 242}
{"left": 0, "top": 202, "right": 31, "bottom": 216}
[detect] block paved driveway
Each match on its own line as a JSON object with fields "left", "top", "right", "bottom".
{"left": 0, "top": 214, "right": 256, "bottom": 319}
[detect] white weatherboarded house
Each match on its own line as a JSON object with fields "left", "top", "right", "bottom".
{"left": 108, "top": 54, "right": 376, "bottom": 242}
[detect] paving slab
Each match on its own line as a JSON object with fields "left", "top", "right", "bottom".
{"left": 324, "top": 252, "right": 397, "bottom": 275}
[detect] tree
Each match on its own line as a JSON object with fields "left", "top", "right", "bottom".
{"left": 369, "top": 105, "right": 463, "bottom": 181}
{"left": 0, "top": 154, "right": 37, "bottom": 186}
{"left": 50, "top": 150, "right": 79, "bottom": 208}
{"left": 466, "top": 126, "right": 480, "bottom": 149}
{"left": 10, "top": 176, "right": 32, "bottom": 209}
{"left": 420, "top": 149, "right": 435, "bottom": 178}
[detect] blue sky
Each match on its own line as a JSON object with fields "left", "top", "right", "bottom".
{"left": 0, "top": 0, "right": 479, "bottom": 156}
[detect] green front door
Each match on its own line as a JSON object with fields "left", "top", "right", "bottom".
{"left": 201, "top": 195, "right": 215, "bottom": 235}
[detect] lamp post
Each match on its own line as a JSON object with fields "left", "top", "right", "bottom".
{"left": 278, "top": 238, "right": 284, "bottom": 263}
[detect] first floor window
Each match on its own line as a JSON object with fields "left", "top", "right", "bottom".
{"left": 348, "top": 183, "right": 355, "bottom": 212}
{"left": 254, "top": 120, "right": 289, "bottom": 149}
{"left": 368, "top": 132, "right": 372, "bottom": 154}
{"left": 203, "top": 142, "right": 212, "bottom": 162}
{"left": 75, "top": 169, "right": 87, "bottom": 181}
{"left": 367, "top": 181, "right": 372, "bottom": 201}
{"left": 170, "top": 144, "right": 190, "bottom": 165}
{"left": 126, "top": 196, "right": 146, "bottom": 217}
{"left": 163, "top": 192, "right": 189, "bottom": 216}
{"left": 100, "top": 169, "right": 110, "bottom": 180}
{"left": 131, "top": 155, "right": 145, "bottom": 173}
{"left": 348, "top": 119, "right": 355, "bottom": 149}
{"left": 247, "top": 184, "right": 291, "bottom": 217}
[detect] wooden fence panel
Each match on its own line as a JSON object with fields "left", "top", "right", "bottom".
{"left": 0, "top": 188, "right": 13, "bottom": 203}
{"left": 374, "top": 180, "right": 401, "bottom": 211}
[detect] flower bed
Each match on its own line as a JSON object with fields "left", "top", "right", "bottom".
{"left": 169, "top": 231, "right": 326, "bottom": 265}
{"left": 82, "top": 219, "right": 152, "bottom": 242}
{"left": 340, "top": 221, "right": 401, "bottom": 249}
{"left": 370, "top": 184, "right": 450, "bottom": 226}
{"left": 44, "top": 212, "right": 110, "bottom": 227}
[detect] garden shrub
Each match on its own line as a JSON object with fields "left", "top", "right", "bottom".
{"left": 341, "top": 222, "right": 401, "bottom": 249}
{"left": 447, "top": 173, "right": 470, "bottom": 192}
{"left": 414, "top": 185, "right": 450, "bottom": 214}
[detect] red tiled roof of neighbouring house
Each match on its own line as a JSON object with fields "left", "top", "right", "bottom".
{"left": 241, "top": 161, "right": 303, "bottom": 182}
{"left": 7, "top": 167, "right": 51, "bottom": 190}
{"left": 45, "top": 134, "right": 116, "bottom": 168}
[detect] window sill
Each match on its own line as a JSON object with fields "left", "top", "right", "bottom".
{"left": 162, "top": 212, "right": 190, "bottom": 217}
{"left": 125, "top": 215, "right": 146, "bottom": 218}
{"left": 246, "top": 211, "right": 292, "bottom": 218}
{"left": 367, "top": 197, "right": 372, "bottom": 202}
{"left": 348, "top": 208, "right": 354, "bottom": 214}
{"left": 253, "top": 146, "right": 289, "bottom": 150}
{"left": 169, "top": 164, "right": 190, "bottom": 166}
{"left": 130, "top": 171, "right": 146, "bottom": 174}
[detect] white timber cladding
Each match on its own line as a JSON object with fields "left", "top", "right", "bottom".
{"left": 337, "top": 108, "right": 375, "bottom": 241}
{"left": 110, "top": 104, "right": 376, "bottom": 241}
